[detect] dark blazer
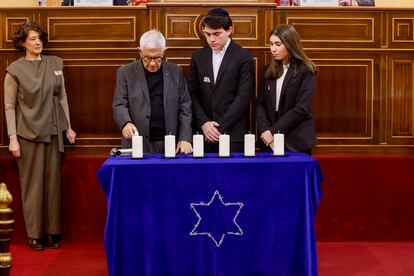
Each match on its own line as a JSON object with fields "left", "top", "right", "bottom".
{"left": 187, "top": 40, "right": 254, "bottom": 142}
{"left": 256, "top": 64, "right": 317, "bottom": 152}
{"left": 113, "top": 60, "right": 192, "bottom": 149}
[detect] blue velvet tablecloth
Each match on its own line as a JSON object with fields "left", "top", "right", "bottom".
{"left": 97, "top": 152, "right": 323, "bottom": 276}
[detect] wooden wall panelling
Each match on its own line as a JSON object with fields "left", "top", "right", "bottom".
{"left": 389, "top": 11, "right": 414, "bottom": 49}
{"left": 48, "top": 16, "right": 136, "bottom": 42}
{"left": 311, "top": 55, "right": 377, "bottom": 145}
{"left": 44, "top": 8, "right": 149, "bottom": 49}
{"left": 390, "top": 57, "right": 414, "bottom": 144}
{"left": 63, "top": 57, "right": 134, "bottom": 133}
{"left": 379, "top": 54, "right": 388, "bottom": 144}
{"left": 149, "top": 6, "right": 205, "bottom": 48}
{"left": 280, "top": 8, "right": 382, "bottom": 49}
{"left": 148, "top": 4, "right": 275, "bottom": 48}
{"left": 1, "top": 8, "right": 149, "bottom": 49}
{"left": 2, "top": 12, "right": 36, "bottom": 49}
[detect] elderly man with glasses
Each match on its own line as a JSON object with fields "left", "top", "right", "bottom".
{"left": 113, "top": 29, "right": 192, "bottom": 153}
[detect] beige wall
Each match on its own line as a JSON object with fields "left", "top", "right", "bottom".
{"left": 0, "top": 0, "right": 36, "bottom": 6}
{"left": 0, "top": 0, "right": 61, "bottom": 6}
{"left": 376, "top": 0, "right": 414, "bottom": 6}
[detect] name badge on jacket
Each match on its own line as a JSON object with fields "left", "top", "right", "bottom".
{"left": 55, "top": 70, "right": 63, "bottom": 76}
{"left": 203, "top": 76, "right": 211, "bottom": 83}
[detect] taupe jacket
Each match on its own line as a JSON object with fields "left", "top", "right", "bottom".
{"left": 4, "top": 55, "right": 71, "bottom": 152}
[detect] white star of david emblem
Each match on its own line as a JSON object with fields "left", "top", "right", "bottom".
{"left": 190, "top": 190, "right": 244, "bottom": 247}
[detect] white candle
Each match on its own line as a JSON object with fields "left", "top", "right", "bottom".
{"left": 164, "top": 134, "right": 176, "bottom": 158}
{"left": 219, "top": 134, "right": 230, "bottom": 157}
{"left": 244, "top": 134, "right": 255, "bottom": 157}
{"left": 273, "top": 133, "right": 285, "bottom": 156}
{"left": 132, "top": 131, "right": 143, "bottom": 158}
{"left": 193, "top": 134, "right": 204, "bottom": 157}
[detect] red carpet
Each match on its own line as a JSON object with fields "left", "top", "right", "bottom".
{"left": 10, "top": 242, "right": 414, "bottom": 275}
{"left": 318, "top": 242, "right": 414, "bottom": 276}
{"left": 10, "top": 242, "right": 107, "bottom": 276}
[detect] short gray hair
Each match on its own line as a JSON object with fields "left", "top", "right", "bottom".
{"left": 139, "top": 29, "right": 166, "bottom": 52}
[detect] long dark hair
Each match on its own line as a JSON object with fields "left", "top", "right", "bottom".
{"left": 12, "top": 21, "right": 48, "bottom": 53}
{"left": 265, "top": 24, "right": 316, "bottom": 79}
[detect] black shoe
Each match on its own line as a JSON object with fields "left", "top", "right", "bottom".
{"left": 48, "top": 241, "right": 61, "bottom": 249}
{"left": 48, "top": 234, "right": 62, "bottom": 249}
{"left": 28, "top": 238, "right": 44, "bottom": 251}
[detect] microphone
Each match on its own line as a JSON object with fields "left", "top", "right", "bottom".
{"left": 110, "top": 148, "right": 132, "bottom": 156}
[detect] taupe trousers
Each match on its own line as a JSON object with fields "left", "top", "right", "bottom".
{"left": 16, "top": 136, "right": 62, "bottom": 239}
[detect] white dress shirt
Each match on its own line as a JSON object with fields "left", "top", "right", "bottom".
{"left": 275, "top": 64, "right": 289, "bottom": 112}
{"left": 212, "top": 38, "right": 231, "bottom": 83}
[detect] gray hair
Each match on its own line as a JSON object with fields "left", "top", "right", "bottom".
{"left": 139, "top": 29, "right": 166, "bottom": 52}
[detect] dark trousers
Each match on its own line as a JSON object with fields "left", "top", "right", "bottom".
{"left": 146, "top": 140, "right": 164, "bottom": 154}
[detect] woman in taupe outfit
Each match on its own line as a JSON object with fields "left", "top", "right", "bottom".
{"left": 4, "top": 21, "right": 76, "bottom": 250}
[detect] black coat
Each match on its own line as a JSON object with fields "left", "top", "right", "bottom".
{"left": 255, "top": 64, "right": 317, "bottom": 152}
{"left": 187, "top": 40, "right": 254, "bottom": 142}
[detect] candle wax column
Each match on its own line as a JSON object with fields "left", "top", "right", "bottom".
{"left": 165, "top": 134, "right": 176, "bottom": 158}
{"left": 273, "top": 133, "right": 285, "bottom": 156}
{"left": 193, "top": 134, "right": 204, "bottom": 157}
{"left": 132, "top": 131, "right": 143, "bottom": 158}
{"left": 244, "top": 134, "right": 255, "bottom": 157}
{"left": 219, "top": 134, "right": 230, "bottom": 157}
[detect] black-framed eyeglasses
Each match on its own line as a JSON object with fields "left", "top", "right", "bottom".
{"left": 142, "top": 56, "right": 163, "bottom": 64}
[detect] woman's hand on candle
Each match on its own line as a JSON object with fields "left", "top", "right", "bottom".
{"left": 201, "top": 121, "right": 221, "bottom": 143}
{"left": 260, "top": 130, "right": 274, "bottom": 146}
{"left": 269, "top": 142, "right": 274, "bottom": 151}
{"left": 8, "top": 135, "right": 21, "bottom": 157}
{"left": 176, "top": 141, "right": 193, "bottom": 154}
{"left": 122, "top": 123, "right": 138, "bottom": 139}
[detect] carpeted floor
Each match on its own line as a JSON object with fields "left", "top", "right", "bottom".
{"left": 10, "top": 242, "right": 107, "bottom": 276}
{"left": 9, "top": 242, "right": 414, "bottom": 275}
{"left": 317, "top": 242, "right": 414, "bottom": 276}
